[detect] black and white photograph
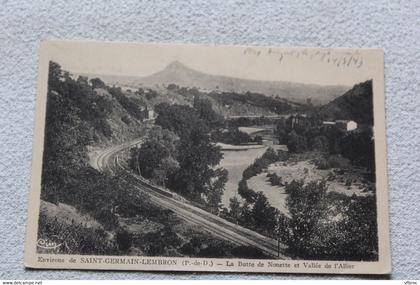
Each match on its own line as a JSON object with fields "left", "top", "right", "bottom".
{"left": 25, "top": 41, "right": 390, "bottom": 274}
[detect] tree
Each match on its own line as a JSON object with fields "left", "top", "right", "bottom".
{"left": 237, "top": 179, "right": 257, "bottom": 203}
{"left": 130, "top": 126, "right": 180, "bottom": 184}
{"left": 193, "top": 97, "right": 224, "bottom": 128}
{"left": 230, "top": 246, "right": 266, "bottom": 259}
{"left": 116, "top": 227, "right": 132, "bottom": 251}
{"left": 251, "top": 192, "right": 279, "bottom": 234}
{"left": 147, "top": 126, "right": 179, "bottom": 155}
{"left": 108, "top": 86, "right": 145, "bottom": 120}
{"left": 76, "top": 75, "right": 89, "bottom": 86}
{"left": 130, "top": 126, "right": 180, "bottom": 183}
{"left": 135, "top": 141, "right": 170, "bottom": 178}
{"left": 167, "top": 83, "right": 179, "bottom": 91}
{"left": 339, "top": 129, "right": 375, "bottom": 171}
{"left": 238, "top": 201, "right": 254, "bottom": 228}
{"left": 211, "top": 128, "right": 251, "bottom": 145}
{"left": 312, "top": 135, "right": 329, "bottom": 152}
{"left": 323, "top": 126, "right": 344, "bottom": 154}
{"left": 262, "top": 147, "right": 278, "bottom": 161}
{"left": 287, "top": 130, "right": 307, "bottom": 153}
{"left": 283, "top": 179, "right": 378, "bottom": 260}
{"left": 170, "top": 126, "right": 223, "bottom": 200}
{"left": 154, "top": 103, "right": 226, "bottom": 202}
{"left": 90, "top": 77, "right": 105, "bottom": 89}
{"left": 229, "top": 196, "right": 242, "bottom": 222}
{"left": 253, "top": 135, "right": 263, "bottom": 144}
{"left": 155, "top": 103, "right": 206, "bottom": 138}
{"left": 153, "top": 156, "right": 180, "bottom": 186}
{"left": 276, "top": 213, "right": 291, "bottom": 244}
{"left": 285, "top": 180, "right": 330, "bottom": 258}
{"left": 338, "top": 195, "right": 378, "bottom": 260}
{"left": 268, "top": 173, "right": 282, "bottom": 186}
{"left": 276, "top": 118, "right": 288, "bottom": 144}
{"left": 207, "top": 168, "right": 228, "bottom": 214}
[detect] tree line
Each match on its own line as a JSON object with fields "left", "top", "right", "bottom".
{"left": 221, "top": 141, "right": 378, "bottom": 260}
{"left": 40, "top": 62, "right": 195, "bottom": 255}
{"left": 225, "top": 176, "right": 378, "bottom": 260}
{"left": 129, "top": 97, "right": 228, "bottom": 213}
{"left": 277, "top": 115, "right": 375, "bottom": 175}
{"left": 281, "top": 180, "right": 378, "bottom": 260}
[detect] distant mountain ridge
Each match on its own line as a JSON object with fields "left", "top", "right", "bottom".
{"left": 96, "top": 61, "right": 349, "bottom": 106}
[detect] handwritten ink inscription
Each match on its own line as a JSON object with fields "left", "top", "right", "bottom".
{"left": 244, "top": 47, "right": 364, "bottom": 68}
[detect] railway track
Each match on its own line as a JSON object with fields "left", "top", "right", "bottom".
{"left": 93, "top": 138, "right": 288, "bottom": 258}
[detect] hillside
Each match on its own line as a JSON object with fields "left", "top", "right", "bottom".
{"left": 41, "top": 63, "right": 149, "bottom": 204}
{"left": 114, "top": 84, "right": 300, "bottom": 118}
{"left": 159, "top": 85, "right": 300, "bottom": 117}
{"left": 93, "top": 87, "right": 146, "bottom": 144}
{"left": 318, "top": 80, "right": 374, "bottom": 125}
{"left": 96, "top": 61, "right": 349, "bottom": 105}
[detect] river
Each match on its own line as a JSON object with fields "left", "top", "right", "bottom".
{"left": 217, "top": 126, "right": 290, "bottom": 210}
{"left": 219, "top": 146, "right": 268, "bottom": 208}
{"left": 218, "top": 142, "right": 288, "bottom": 213}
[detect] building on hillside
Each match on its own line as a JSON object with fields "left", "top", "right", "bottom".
{"left": 147, "top": 107, "right": 154, "bottom": 120}
{"left": 336, "top": 120, "right": 358, "bottom": 131}
{"left": 322, "top": 120, "right": 358, "bottom": 131}
{"left": 139, "top": 105, "right": 155, "bottom": 121}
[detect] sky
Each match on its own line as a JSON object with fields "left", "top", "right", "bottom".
{"left": 43, "top": 40, "right": 383, "bottom": 86}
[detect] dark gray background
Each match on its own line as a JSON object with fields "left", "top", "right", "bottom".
{"left": 0, "top": 0, "right": 419, "bottom": 279}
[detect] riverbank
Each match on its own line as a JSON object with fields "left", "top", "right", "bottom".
{"left": 216, "top": 142, "right": 266, "bottom": 151}
{"left": 218, "top": 144, "right": 288, "bottom": 209}
{"left": 246, "top": 151, "right": 374, "bottom": 216}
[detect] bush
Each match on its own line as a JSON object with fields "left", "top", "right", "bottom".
{"left": 312, "top": 135, "right": 329, "bottom": 152}
{"left": 284, "top": 180, "right": 378, "bottom": 261}
{"left": 345, "top": 179, "right": 352, "bottom": 186}
{"left": 315, "top": 155, "right": 351, "bottom": 170}
{"left": 212, "top": 128, "right": 251, "bottom": 145}
{"left": 242, "top": 148, "right": 282, "bottom": 180}
{"left": 116, "top": 227, "right": 132, "bottom": 252}
{"left": 251, "top": 192, "right": 279, "bottom": 235}
{"left": 121, "top": 115, "right": 131, "bottom": 125}
{"left": 339, "top": 129, "right": 375, "bottom": 171}
{"left": 238, "top": 179, "right": 257, "bottom": 203}
{"left": 253, "top": 135, "right": 263, "bottom": 144}
{"left": 108, "top": 86, "right": 146, "bottom": 120}
{"left": 267, "top": 173, "right": 282, "bottom": 186}
{"left": 287, "top": 130, "right": 307, "bottom": 153}
{"left": 93, "top": 208, "right": 119, "bottom": 230}
{"left": 231, "top": 246, "right": 268, "bottom": 259}
{"left": 37, "top": 213, "right": 118, "bottom": 255}
{"left": 277, "top": 150, "right": 289, "bottom": 161}
{"left": 328, "top": 155, "right": 351, "bottom": 169}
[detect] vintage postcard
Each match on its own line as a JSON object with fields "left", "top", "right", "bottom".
{"left": 25, "top": 40, "right": 391, "bottom": 274}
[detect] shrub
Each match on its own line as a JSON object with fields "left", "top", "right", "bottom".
{"left": 238, "top": 179, "right": 257, "bottom": 203}
{"left": 312, "top": 135, "right": 329, "bottom": 152}
{"left": 93, "top": 208, "right": 119, "bottom": 230}
{"left": 116, "top": 228, "right": 132, "bottom": 252}
{"left": 328, "top": 155, "right": 351, "bottom": 169}
{"left": 345, "top": 179, "right": 352, "bottom": 187}
{"left": 37, "top": 213, "right": 118, "bottom": 255}
{"left": 268, "top": 173, "right": 282, "bottom": 186}
{"left": 121, "top": 115, "right": 131, "bottom": 125}
{"left": 315, "top": 155, "right": 351, "bottom": 170}
{"left": 242, "top": 148, "right": 282, "bottom": 180}
{"left": 231, "top": 246, "right": 268, "bottom": 259}
{"left": 287, "top": 130, "right": 307, "bottom": 153}
{"left": 284, "top": 180, "right": 378, "bottom": 261}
